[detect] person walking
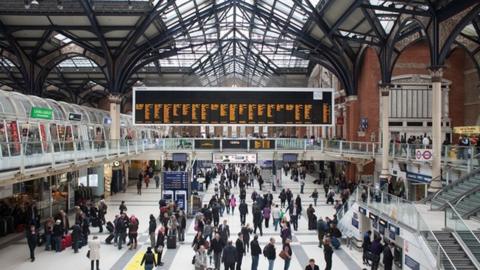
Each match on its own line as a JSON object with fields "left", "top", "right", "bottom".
{"left": 43, "top": 217, "right": 54, "bottom": 251}
{"left": 140, "top": 247, "right": 157, "bottom": 270}
{"left": 262, "top": 206, "right": 271, "bottom": 228}
{"left": 195, "top": 245, "right": 208, "bottom": 270}
{"left": 155, "top": 227, "right": 165, "bottom": 266}
{"left": 323, "top": 238, "right": 333, "bottom": 270}
{"left": 383, "top": 242, "right": 395, "bottom": 270}
{"left": 137, "top": 172, "right": 143, "bottom": 195}
{"left": 222, "top": 240, "right": 237, "bottom": 270}
{"left": 281, "top": 238, "right": 292, "bottom": 270}
{"left": 317, "top": 217, "right": 327, "bottom": 248}
{"left": 239, "top": 200, "right": 248, "bottom": 226}
{"left": 300, "top": 178, "right": 305, "bottom": 194}
{"left": 154, "top": 173, "right": 160, "bottom": 189}
{"left": 289, "top": 204, "right": 299, "bottom": 231}
{"left": 148, "top": 214, "right": 157, "bottom": 248}
{"left": 272, "top": 205, "right": 281, "bottom": 231}
{"left": 177, "top": 210, "right": 187, "bottom": 242}
{"left": 252, "top": 206, "right": 263, "bottom": 236}
{"left": 263, "top": 238, "right": 276, "bottom": 270}
{"left": 362, "top": 230, "right": 372, "bottom": 266}
{"left": 370, "top": 235, "right": 383, "bottom": 270}
{"left": 229, "top": 195, "right": 237, "bottom": 215}
{"left": 71, "top": 222, "right": 82, "bottom": 253}
{"left": 88, "top": 235, "right": 101, "bottom": 270}
{"left": 218, "top": 219, "right": 230, "bottom": 246}
{"left": 241, "top": 224, "right": 252, "bottom": 253}
{"left": 26, "top": 225, "right": 37, "bottom": 262}
{"left": 209, "top": 233, "right": 224, "bottom": 270}
{"left": 307, "top": 204, "right": 316, "bottom": 230}
{"left": 128, "top": 215, "right": 139, "bottom": 249}
{"left": 250, "top": 234, "right": 261, "bottom": 270}
{"left": 119, "top": 201, "right": 127, "bottom": 214}
{"left": 311, "top": 189, "right": 319, "bottom": 206}
{"left": 279, "top": 190, "right": 287, "bottom": 208}
{"left": 52, "top": 219, "right": 63, "bottom": 252}
{"left": 235, "top": 233, "right": 245, "bottom": 270}
{"left": 305, "top": 258, "right": 320, "bottom": 270}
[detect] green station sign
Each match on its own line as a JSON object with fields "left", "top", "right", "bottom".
{"left": 30, "top": 107, "right": 53, "bottom": 120}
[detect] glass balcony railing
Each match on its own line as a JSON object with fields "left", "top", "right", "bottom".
{"left": 341, "top": 184, "right": 458, "bottom": 270}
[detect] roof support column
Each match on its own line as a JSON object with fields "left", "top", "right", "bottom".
{"left": 379, "top": 84, "right": 391, "bottom": 186}
{"left": 429, "top": 67, "right": 443, "bottom": 192}
{"left": 109, "top": 94, "right": 122, "bottom": 142}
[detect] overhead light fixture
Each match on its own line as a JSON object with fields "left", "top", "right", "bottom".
{"left": 24, "top": 0, "right": 30, "bottom": 9}
{"left": 57, "top": 0, "right": 63, "bottom": 10}
{"left": 30, "top": 0, "right": 40, "bottom": 7}
{"left": 128, "top": 0, "right": 133, "bottom": 10}
{"left": 90, "top": 0, "right": 95, "bottom": 10}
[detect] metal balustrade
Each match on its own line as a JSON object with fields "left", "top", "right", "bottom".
{"left": 0, "top": 138, "right": 478, "bottom": 177}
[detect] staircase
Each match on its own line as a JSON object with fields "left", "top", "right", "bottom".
{"left": 457, "top": 231, "right": 480, "bottom": 264}
{"left": 431, "top": 231, "right": 477, "bottom": 270}
{"left": 455, "top": 191, "right": 480, "bottom": 218}
{"left": 431, "top": 170, "right": 480, "bottom": 215}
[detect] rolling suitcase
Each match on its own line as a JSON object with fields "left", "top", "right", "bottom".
{"left": 5, "top": 216, "right": 14, "bottom": 234}
{"left": 167, "top": 234, "right": 176, "bottom": 249}
{"left": 0, "top": 218, "right": 6, "bottom": 236}
{"left": 105, "top": 233, "right": 114, "bottom": 244}
{"left": 61, "top": 234, "right": 73, "bottom": 250}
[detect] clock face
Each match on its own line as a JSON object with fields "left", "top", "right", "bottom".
{"left": 113, "top": 161, "right": 120, "bottom": 167}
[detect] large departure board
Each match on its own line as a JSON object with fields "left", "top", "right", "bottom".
{"left": 133, "top": 87, "right": 334, "bottom": 126}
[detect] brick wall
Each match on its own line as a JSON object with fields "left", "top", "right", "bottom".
{"left": 463, "top": 50, "right": 480, "bottom": 125}
{"left": 344, "top": 41, "right": 470, "bottom": 181}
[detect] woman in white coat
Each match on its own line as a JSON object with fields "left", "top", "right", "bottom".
{"left": 88, "top": 235, "right": 101, "bottom": 270}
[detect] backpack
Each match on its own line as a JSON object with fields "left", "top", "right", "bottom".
{"left": 263, "top": 245, "right": 269, "bottom": 257}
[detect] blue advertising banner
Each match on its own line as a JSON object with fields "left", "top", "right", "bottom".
{"left": 352, "top": 218, "right": 359, "bottom": 228}
{"left": 163, "top": 172, "right": 188, "bottom": 190}
{"left": 406, "top": 171, "right": 432, "bottom": 183}
{"left": 405, "top": 255, "right": 420, "bottom": 270}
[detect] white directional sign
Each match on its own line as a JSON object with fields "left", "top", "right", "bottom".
{"left": 415, "top": 149, "right": 433, "bottom": 161}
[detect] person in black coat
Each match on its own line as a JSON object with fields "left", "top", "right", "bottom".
{"left": 252, "top": 207, "right": 263, "bottom": 236}
{"left": 323, "top": 238, "right": 333, "bottom": 270}
{"left": 218, "top": 220, "right": 230, "bottom": 245}
{"left": 235, "top": 233, "right": 245, "bottom": 270}
{"left": 362, "top": 231, "right": 372, "bottom": 266}
{"left": 26, "top": 225, "right": 37, "bottom": 262}
{"left": 209, "top": 233, "right": 224, "bottom": 270}
{"left": 222, "top": 240, "right": 237, "bottom": 270}
{"left": 250, "top": 235, "right": 261, "bottom": 270}
{"left": 239, "top": 200, "right": 248, "bottom": 226}
{"left": 71, "top": 223, "right": 82, "bottom": 253}
{"left": 383, "top": 242, "right": 395, "bottom": 270}
{"left": 305, "top": 258, "right": 320, "bottom": 270}
{"left": 241, "top": 224, "right": 252, "bottom": 253}
{"left": 52, "top": 219, "right": 63, "bottom": 252}
{"left": 155, "top": 227, "right": 165, "bottom": 266}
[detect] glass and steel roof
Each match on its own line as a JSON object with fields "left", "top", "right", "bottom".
{"left": 0, "top": 0, "right": 478, "bottom": 102}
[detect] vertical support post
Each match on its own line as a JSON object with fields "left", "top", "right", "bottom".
{"left": 109, "top": 94, "right": 121, "bottom": 151}
{"left": 379, "top": 84, "right": 391, "bottom": 186}
{"left": 429, "top": 68, "right": 443, "bottom": 192}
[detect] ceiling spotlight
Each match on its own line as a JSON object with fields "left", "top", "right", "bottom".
{"left": 128, "top": 0, "right": 133, "bottom": 10}
{"left": 57, "top": 0, "right": 63, "bottom": 10}
{"left": 30, "top": 0, "right": 40, "bottom": 7}
{"left": 24, "top": 0, "right": 30, "bottom": 9}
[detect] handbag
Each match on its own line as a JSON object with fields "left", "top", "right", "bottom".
{"left": 191, "top": 255, "right": 196, "bottom": 264}
{"left": 279, "top": 250, "right": 288, "bottom": 260}
{"left": 86, "top": 250, "right": 90, "bottom": 259}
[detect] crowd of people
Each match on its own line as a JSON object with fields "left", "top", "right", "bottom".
{"left": 186, "top": 164, "right": 341, "bottom": 270}
{"left": 18, "top": 160, "right": 393, "bottom": 270}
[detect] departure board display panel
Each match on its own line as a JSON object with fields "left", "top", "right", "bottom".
{"left": 134, "top": 87, "right": 334, "bottom": 126}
